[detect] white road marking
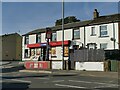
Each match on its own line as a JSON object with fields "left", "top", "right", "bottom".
{"left": 55, "top": 84, "right": 86, "bottom": 88}
{"left": 10, "top": 79, "right": 31, "bottom": 83}
{"left": 69, "top": 80, "right": 118, "bottom": 86}
{"left": 69, "top": 80, "right": 118, "bottom": 89}
{"left": 52, "top": 80, "right": 64, "bottom": 82}
{"left": 35, "top": 78, "right": 49, "bottom": 80}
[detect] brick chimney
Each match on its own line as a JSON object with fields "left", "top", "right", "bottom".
{"left": 93, "top": 9, "right": 99, "bottom": 19}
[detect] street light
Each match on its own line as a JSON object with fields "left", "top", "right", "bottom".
{"left": 62, "top": 0, "right": 64, "bottom": 70}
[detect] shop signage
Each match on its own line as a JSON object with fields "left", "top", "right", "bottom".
{"left": 50, "top": 40, "right": 70, "bottom": 46}
{"left": 24, "top": 61, "right": 50, "bottom": 69}
{"left": 27, "top": 40, "right": 70, "bottom": 48}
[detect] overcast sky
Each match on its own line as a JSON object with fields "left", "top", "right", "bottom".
{"left": 2, "top": 2, "right": 119, "bottom": 35}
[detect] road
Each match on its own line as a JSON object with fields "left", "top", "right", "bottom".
{"left": 1, "top": 71, "right": 119, "bottom": 90}
{"left": 1, "top": 61, "right": 119, "bottom": 89}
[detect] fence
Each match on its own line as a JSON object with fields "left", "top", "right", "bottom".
{"left": 70, "top": 49, "right": 105, "bottom": 62}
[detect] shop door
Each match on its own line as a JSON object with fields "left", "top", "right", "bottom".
{"left": 41, "top": 47, "right": 46, "bottom": 61}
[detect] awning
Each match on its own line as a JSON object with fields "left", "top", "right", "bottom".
{"left": 27, "top": 43, "right": 46, "bottom": 48}
{"left": 50, "top": 40, "right": 70, "bottom": 46}
{"left": 27, "top": 40, "right": 70, "bottom": 48}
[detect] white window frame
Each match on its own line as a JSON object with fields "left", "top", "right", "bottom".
{"left": 25, "top": 36, "right": 29, "bottom": 44}
{"left": 36, "top": 34, "right": 41, "bottom": 43}
{"left": 91, "top": 27, "right": 96, "bottom": 36}
{"left": 74, "top": 29, "right": 80, "bottom": 39}
{"left": 51, "top": 32, "right": 57, "bottom": 41}
{"left": 100, "top": 25, "right": 108, "bottom": 37}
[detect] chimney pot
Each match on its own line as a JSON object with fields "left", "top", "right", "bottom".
{"left": 93, "top": 9, "right": 99, "bottom": 19}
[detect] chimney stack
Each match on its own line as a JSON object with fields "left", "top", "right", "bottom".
{"left": 93, "top": 9, "right": 99, "bottom": 19}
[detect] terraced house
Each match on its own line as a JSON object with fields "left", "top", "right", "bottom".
{"left": 22, "top": 9, "right": 120, "bottom": 64}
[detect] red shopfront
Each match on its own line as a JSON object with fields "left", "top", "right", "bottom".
{"left": 27, "top": 40, "right": 71, "bottom": 61}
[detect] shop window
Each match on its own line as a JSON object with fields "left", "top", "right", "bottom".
{"left": 36, "top": 48, "right": 41, "bottom": 55}
{"left": 100, "top": 25, "right": 108, "bottom": 37}
{"left": 31, "top": 49, "right": 35, "bottom": 56}
{"left": 51, "top": 32, "right": 56, "bottom": 41}
{"left": 64, "top": 46, "right": 69, "bottom": 57}
{"left": 74, "top": 29, "right": 80, "bottom": 39}
{"left": 36, "top": 34, "right": 41, "bottom": 43}
{"left": 24, "top": 49, "right": 29, "bottom": 58}
{"left": 25, "top": 36, "right": 29, "bottom": 44}
{"left": 51, "top": 47, "right": 56, "bottom": 57}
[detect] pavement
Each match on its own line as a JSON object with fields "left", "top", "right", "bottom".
{"left": 1, "top": 61, "right": 119, "bottom": 79}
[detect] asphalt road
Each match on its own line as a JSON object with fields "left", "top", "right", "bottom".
{"left": 1, "top": 71, "right": 119, "bottom": 90}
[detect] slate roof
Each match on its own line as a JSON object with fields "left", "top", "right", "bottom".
{"left": 23, "top": 13, "right": 120, "bottom": 36}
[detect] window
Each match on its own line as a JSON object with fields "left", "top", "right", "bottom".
{"left": 36, "top": 34, "right": 41, "bottom": 43}
{"left": 51, "top": 32, "right": 56, "bottom": 41}
{"left": 64, "top": 46, "right": 69, "bottom": 57}
{"left": 100, "top": 43, "right": 107, "bottom": 49}
{"left": 100, "top": 25, "right": 108, "bottom": 37}
{"left": 25, "top": 36, "right": 29, "bottom": 44}
{"left": 36, "top": 48, "right": 41, "bottom": 55}
{"left": 30, "top": 49, "right": 35, "bottom": 56}
{"left": 74, "top": 29, "right": 80, "bottom": 39}
{"left": 51, "top": 47, "right": 56, "bottom": 57}
{"left": 24, "top": 49, "right": 29, "bottom": 58}
{"left": 91, "top": 27, "right": 96, "bottom": 36}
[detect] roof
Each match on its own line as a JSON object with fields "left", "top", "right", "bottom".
{"left": 1, "top": 33, "right": 21, "bottom": 37}
{"left": 23, "top": 13, "right": 120, "bottom": 36}
{"left": 89, "top": 13, "right": 120, "bottom": 25}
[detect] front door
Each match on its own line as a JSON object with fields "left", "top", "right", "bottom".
{"left": 41, "top": 47, "right": 46, "bottom": 61}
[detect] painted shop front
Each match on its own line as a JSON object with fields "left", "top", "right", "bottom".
{"left": 26, "top": 40, "right": 70, "bottom": 61}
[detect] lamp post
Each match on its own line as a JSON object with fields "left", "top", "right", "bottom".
{"left": 62, "top": 0, "right": 64, "bottom": 70}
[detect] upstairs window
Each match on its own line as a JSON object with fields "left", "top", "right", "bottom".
{"left": 25, "top": 36, "right": 29, "bottom": 44}
{"left": 100, "top": 25, "right": 108, "bottom": 37}
{"left": 51, "top": 32, "right": 56, "bottom": 41}
{"left": 74, "top": 29, "right": 80, "bottom": 39}
{"left": 91, "top": 27, "right": 96, "bottom": 36}
{"left": 36, "top": 34, "right": 41, "bottom": 43}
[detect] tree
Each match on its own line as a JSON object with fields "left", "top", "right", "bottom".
{"left": 55, "top": 16, "right": 80, "bottom": 26}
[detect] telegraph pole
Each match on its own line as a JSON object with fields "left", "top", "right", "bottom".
{"left": 62, "top": 0, "right": 64, "bottom": 70}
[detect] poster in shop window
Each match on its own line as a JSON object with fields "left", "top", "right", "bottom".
{"left": 51, "top": 48, "right": 56, "bottom": 57}
{"left": 31, "top": 49, "right": 35, "bottom": 56}
{"left": 36, "top": 48, "right": 41, "bottom": 55}
{"left": 64, "top": 46, "right": 68, "bottom": 57}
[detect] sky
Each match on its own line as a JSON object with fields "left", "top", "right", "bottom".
{"left": 2, "top": 2, "right": 119, "bottom": 35}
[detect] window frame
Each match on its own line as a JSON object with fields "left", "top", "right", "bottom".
{"left": 36, "top": 33, "right": 41, "bottom": 43}
{"left": 73, "top": 29, "right": 80, "bottom": 39}
{"left": 51, "top": 47, "right": 57, "bottom": 57}
{"left": 100, "top": 25, "right": 108, "bottom": 37}
{"left": 64, "top": 46, "right": 69, "bottom": 57}
{"left": 91, "top": 27, "right": 96, "bottom": 36}
{"left": 51, "top": 32, "right": 57, "bottom": 42}
{"left": 24, "top": 49, "right": 29, "bottom": 58}
{"left": 24, "top": 35, "right": 29, "bottom": 44}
